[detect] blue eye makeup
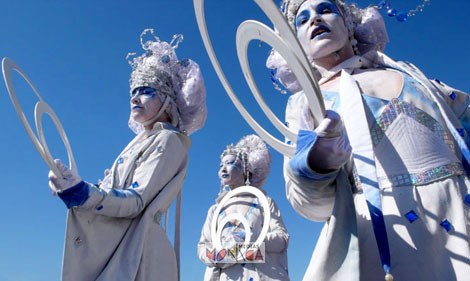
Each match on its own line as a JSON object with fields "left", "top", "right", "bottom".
{"left": 316, "top": 2, "right": 340, "bottom": 15}
{"left": 130, "top": 87, "right": 157, "bottom": 98}
{"left": 295, "top": 1, "right": 341, "bottom": 29}
{"left": 295, "top": 10, "right": 310, "bottom": 28}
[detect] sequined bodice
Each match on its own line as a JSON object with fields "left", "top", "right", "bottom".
{"left": 323, "top": 73, "right": 463, "bottom": 188}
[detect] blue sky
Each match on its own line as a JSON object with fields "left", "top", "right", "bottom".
{"left": 0, "top": 0, "right": 468, "bottom": 280}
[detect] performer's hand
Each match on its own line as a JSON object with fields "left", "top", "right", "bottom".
{"left": 48, "top": 159, "right": 82, "bottom": 193}
{"left": 309, "top": 110, "right": 351, "bottom": 173}
{"left": 289, "top": 110, "right": 352, "bottom": 178}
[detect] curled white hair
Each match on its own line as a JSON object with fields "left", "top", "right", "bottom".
{"left": 127, "top": 28, "right": 207, "bottom": 135}
{"left": 221, "top": 134, "right": 271, "bottom": 188}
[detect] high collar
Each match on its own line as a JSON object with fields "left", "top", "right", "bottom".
{"left": 143, "top": 122, "right": 180, "bottom": 137}
{"left": 316, "top": 55, "right": 372, "bottom": 85}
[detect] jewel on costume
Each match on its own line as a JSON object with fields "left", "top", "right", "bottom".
{"left": 440, "top": 219, "right": 454, "bottom": 232}
{"left": 449, "top": 91, "right": 457, "bottom": 100}
{"left": 132, "top": 181, "right": 139, "bottom": 188}
{"left": 377, "top": 0, "right": 430, "bottom": 22}
{"left": 404, "top": 210, "right": 419, "bottom": 223}
{"left": 179, "top": 58, "right": 190, "bottom": 67}
{"left": 161, "top": 55, "right": 170, "bottom": 64}
{"left": 464, "top": 194, "right": 470, "bottom": 205}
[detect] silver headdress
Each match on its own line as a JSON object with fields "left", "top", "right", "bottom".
{"left": 221, "top": 135, "right": 271, "bottom": 188}
{"left": 127, "top": 28, "right": 207, "bottom": 135}
{"left": 267, "top": 0, "right": 389, "bottom": 93}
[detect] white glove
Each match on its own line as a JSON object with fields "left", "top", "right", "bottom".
{"left": 48, "top": 159, "right": 82, "bottom": 193}
{"left": 308, "top": 110, "right": 352, "bottom": 173}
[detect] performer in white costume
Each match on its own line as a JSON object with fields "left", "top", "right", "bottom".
{"left": 198, "top": 135, "right": 290, "bottom": 281}
{"left": 48, "top": 28, "right": 207, "bottom": 281}
{"left": 266, "top": 1, "right": 470, "bottom": 280}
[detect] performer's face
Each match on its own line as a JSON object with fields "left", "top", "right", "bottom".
{"left": 219, "top": 154, "right": 245, "bottom": 188}
{"left": 130, "top": 87, "right": 163, "bottom": 124}
{"left": 295, "top": 0, "right": 349, "bottom": 60}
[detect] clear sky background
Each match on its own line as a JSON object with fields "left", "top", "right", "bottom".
{"left": 0, "top": 0, "right": 468, "bottom": 280}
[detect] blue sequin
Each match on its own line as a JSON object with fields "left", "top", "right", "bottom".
{"left": 377, "top": 1, "right": 387, "bottom": 9}
{"left": 387, "top": 8, "right": 397, "bottom": 17}
{"left": 440, "top": 219, "right": 454, "bottom": 232}
{"left": 464, "top": 194, "right": 470, "bottom": 205}
{"left": 284, "top": 121, "right": 289, "bottom": 127}
{"left": 132, "top": 181, "right": 139, "bottom": 188}
{"left": 396, "top": 11, "right": 407, "bottom": 22}
{"left": 434, "top": 79, "right": 442, "bottom": 85}
{"left": 457, "top": 128, "right": 465, "bottom": 137}
{"left": 180, "top": 58, "right": 190, "bottom": 67}
{"left": 161, "top": 55, "right": 170, "bottom": 64}
{"left": 96, "top": 205, "right": 103, "bottom": 211}
{"left": 286, "top": 140, "right": 292, "bottom": 145}
{"left": 449, "top": 91, "right": 457, "bottom": 100}
{"left": 117, "top": 157, "right": 123, "bottom": 164}
{"left": 404, "top": 210, "right": 419, "bottom": 223}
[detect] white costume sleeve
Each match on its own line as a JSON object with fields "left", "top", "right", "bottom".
{"left": 197, "top": 205, "right": 235, "bottom": 270}
{"left": 264, "top": 197, "right": 289, "bottom": 253}
{"left": 198, "top": 205, "right": 216, "bottom": 265}
{"left": 78, "top": 130, "right": 188, "bottom": 218}
{"left": 284, "top": 93, "right": 338, "bottom": 222}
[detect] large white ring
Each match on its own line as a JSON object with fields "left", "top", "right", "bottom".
{"left": 194, "top": 0, "right": 324, "bottom": 157}
{"left": 2, "top": 57, "right": 77, "bottom": 178}
{"left": 210, "top": 186, "right": 271, "bottom": 250}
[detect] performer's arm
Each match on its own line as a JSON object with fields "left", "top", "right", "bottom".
{"left": 264, "top": 198, "right": 289, "bottom": 253}
{"left": 53, "top": 130, "right": 188, "bottom": 218}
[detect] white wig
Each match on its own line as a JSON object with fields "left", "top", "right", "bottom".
{"left": 221, "top": 134, "right": 272, "bottom": 188}
{"left": 127, "top": 28, "right": 207, "bottom": 135}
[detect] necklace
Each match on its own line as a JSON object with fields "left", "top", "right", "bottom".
{"left": 377, "top": 0, "right": 430, "bottom": 22}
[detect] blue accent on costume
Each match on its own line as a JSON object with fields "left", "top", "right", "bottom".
{"left": 58, "top": 181, "right": 89, "bottom": 209}
{"left": 440, "top": 219, "right": 454, "bottom": 232}
{"left": 96, "top": 205, "right": 103, "bottom": 211}
{"left": 464, "top": 194, "right": 470, "bottom": 205}
{"left": 132, "top": 181, "right": 139, "bottom": 188}
{"left": 289, "top": 130, "right": 318, "bottom": 179}
{"left": 161, "top": 55, "right": 170, "bottom": 64}
{"left": 404, "top": 210, "right": 419, "bottom": 223}
{"left": 367, "top": 201, "right": 392, "bottom": 274}
{"left": 180, "top": 58, "right": 190, "bottom": 67}
{"left": 449, "top": 91, "right": 457, "bottom": 100}
{"left": 396, "top": 11, "right": 408, "bottom": 22}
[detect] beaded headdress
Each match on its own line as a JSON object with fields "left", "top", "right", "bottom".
{"left": 127, "top": 28, "right": 207, "bottom": 135}
{"left": 221, "top": 135, "right": 271, "bottom": 188}
{"left": 267, "top": 0, "right": 389, "bottom": 93}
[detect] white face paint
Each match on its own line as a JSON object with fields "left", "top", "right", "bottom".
{"left": 218, "top": 154, "right": 246, "bottom": 189}
{"left": 295, "top": 0, "right": 349, "bottom": 60}
{"left": 130, "top": 87, "right": 163, "bottom": 124}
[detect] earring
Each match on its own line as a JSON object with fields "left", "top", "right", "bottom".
{"left": 351, "top": 37, "right": 359, "bottom": 55}
{"left": 245, "top": 171, "right": 251, "bottom": 186}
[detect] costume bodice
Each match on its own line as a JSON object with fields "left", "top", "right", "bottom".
{"left": 322, "top": 73, "right": 464, "bottom": 188}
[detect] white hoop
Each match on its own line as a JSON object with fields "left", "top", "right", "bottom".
{"left": 2, "top": 57, "right": 77, "bottom": 178}
{"left": 210, "top": 186, "right": 271, "bottom": 250}
{"left": 194, "top": 0, "right": 324, "bottom": 157}
{"left": 35, "top": 101, "right": 78, "bottom": 176}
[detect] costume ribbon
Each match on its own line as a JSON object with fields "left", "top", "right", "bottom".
{"left": 338, "top": 65, "right": 392, "bottom": 276}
